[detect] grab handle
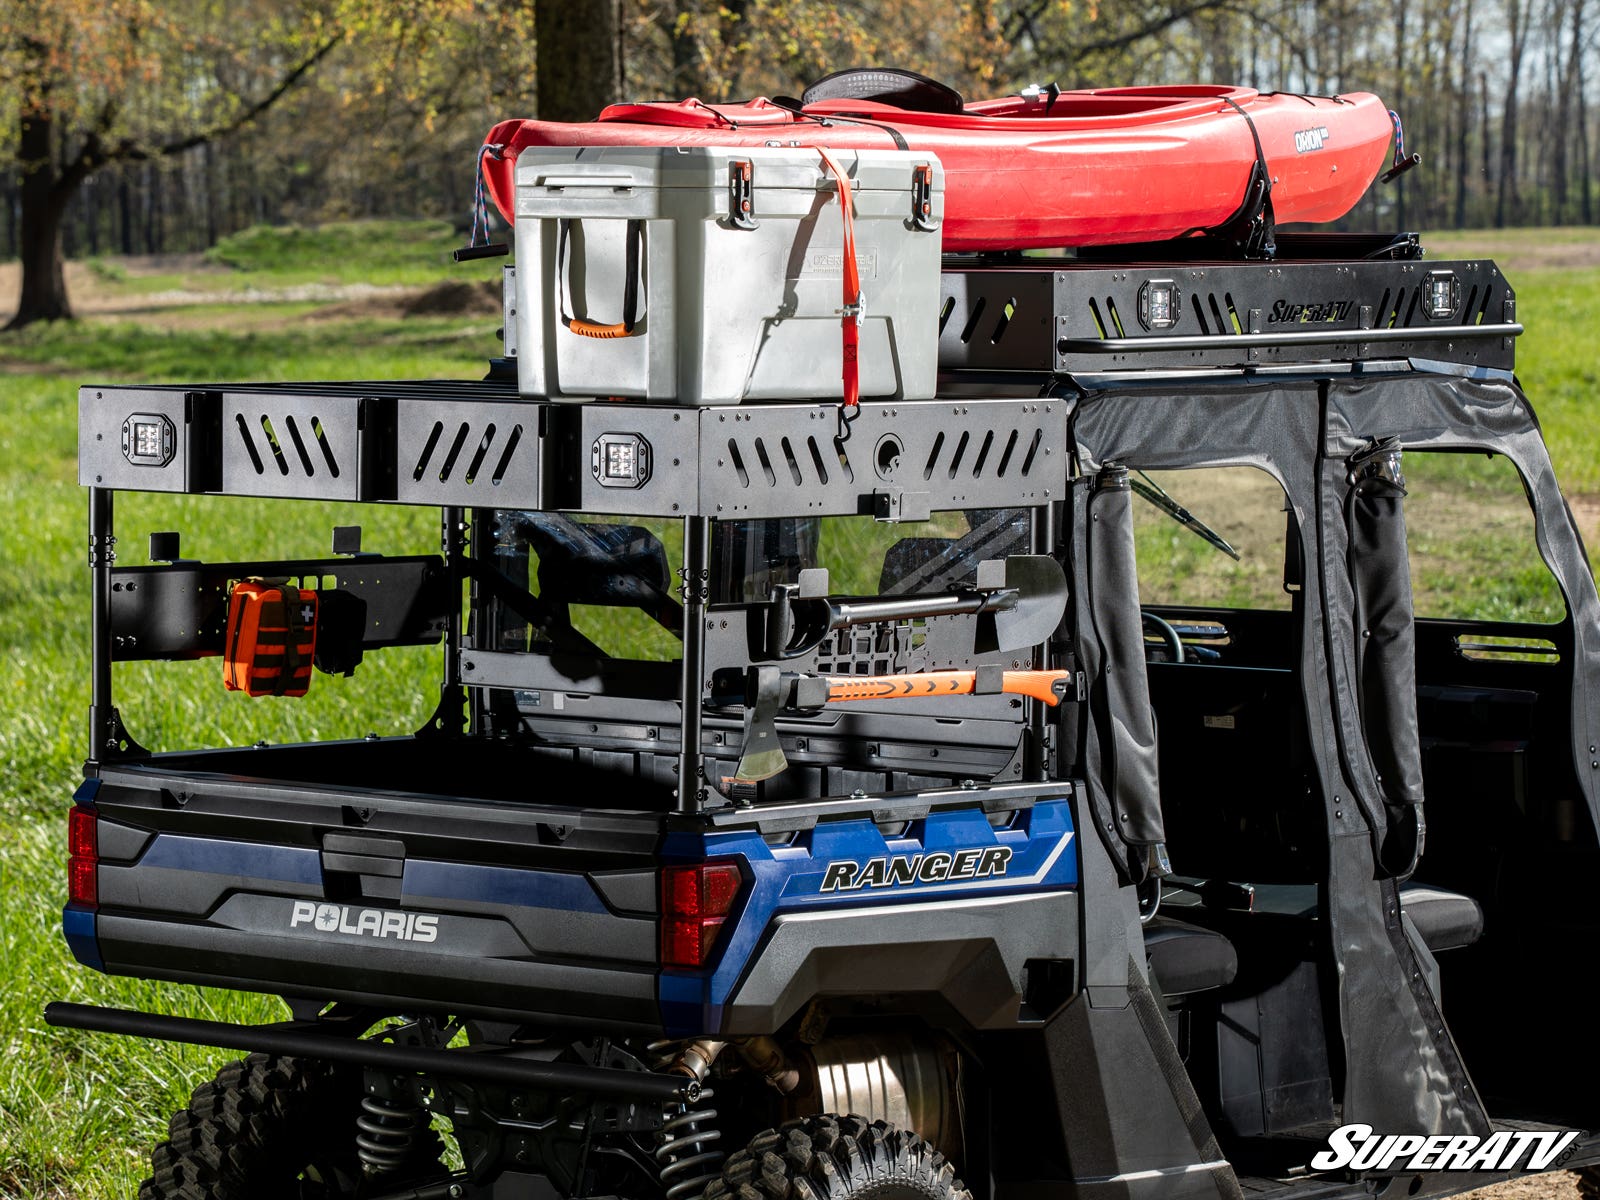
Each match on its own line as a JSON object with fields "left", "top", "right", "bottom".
{"left": 557, "top": 218, "right": 644, "bottom": 339}
{"left": 567, "top": 318, "right": 632, "bottom": 340}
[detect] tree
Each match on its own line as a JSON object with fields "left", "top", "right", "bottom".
{"left": 0, "top": 0, "right": 512, "bottom": 330}
{"left": 0, "top": 1, "right": 348, "bottom": 328}
{"left": 537, "top": 0, "right": 622, "bottom": 122}
{"left": 1496, "top": 0, "right": 1528, "bottom": 225}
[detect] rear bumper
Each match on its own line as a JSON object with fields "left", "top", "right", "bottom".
{"left": 45, "top": 1000, "right": 692, "bottom": 1098}
{"left": 95, "top": 914, "right": 664, "bottom": 1031}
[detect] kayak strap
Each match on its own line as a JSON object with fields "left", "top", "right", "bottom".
{"left": 1209, "top": 98, "right": 1277, "bottom": 260}
{"left": 557, "top": 217, "right": 645, "bottom": 339}
{"left": 770, "top": 95, "right": 911, "bottom": 151}
{"left": 815, "top": 147, "right": 862, "bottom": 431}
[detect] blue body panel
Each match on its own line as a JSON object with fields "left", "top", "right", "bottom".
{"left": 62, "top": 905, "right": 101, "bottom": 970}
{"left": 402, "top": 859, "right": 607, "bottom": 913}
{"left": 659, "top": 797, "right": 1078, "bottom": 1036}
{"left": 138, "top": 834, "right": 322, "bottom": 884}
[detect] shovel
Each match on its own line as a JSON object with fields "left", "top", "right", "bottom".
{"left": 765, "top": 554, "right": 1067, "bottom": 659}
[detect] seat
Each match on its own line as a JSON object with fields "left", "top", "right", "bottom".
{"left": 1163, "top": 879, "right": 1485, "bottom": 954}
{"left": 1143, "top": 916, "right": 1239, "bottom": 996}
{"left": 1397, "top": 883, "right": 1484, "bottom": 952}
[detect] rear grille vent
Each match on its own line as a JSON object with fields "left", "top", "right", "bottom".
{"left": 236, "top": 411, "right": 341, "bottom": 480}
{"left": 412, "top": 420, "right": 523, "bottom": 488}
{"left": 724, "top": 434, "right": 851, "bottom": 491}
{"left": 222, "top": 395, "right": 360, "bottom": 499}
{"left": 396, "top": 402, "right": 536, "bottom": 506}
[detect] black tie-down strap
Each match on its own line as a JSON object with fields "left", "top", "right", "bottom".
{"left": 274, "top": 585, "right": 305, "bottom": 697}
{"left": 1205, "top": 98, "right": 1277, "bottom": 260}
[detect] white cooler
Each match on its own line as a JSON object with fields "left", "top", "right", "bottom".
{"left": 511, "top": 144, "right": 944, "bottom": 404}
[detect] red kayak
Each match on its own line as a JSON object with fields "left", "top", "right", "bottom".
{"left": 481, "top": 83, "right": 1396, "bottom": 251}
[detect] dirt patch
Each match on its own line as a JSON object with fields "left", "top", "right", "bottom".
{"left": 1461, "top": 1173, "right": 1586, "bottom": 1200}
{"left": 0, "top": 261, "right": 418, "bottom": 325}
{"left": 1422, "top": 229, "right": 1600, "bottom": 273}
{"left": 402, "top": 280, "right": 501, "bottom": 317}
{"left": 0, "top": 255, "right": 218, "bottom": 321}
{"left": 1475, "top": 242, "right": 1600, "bottom": 272}
{"left": 1568, "top": 493, "right": 1600, "bottom": 544}
{"left": 305, "top": 280, "right": 501, "bottom": 322}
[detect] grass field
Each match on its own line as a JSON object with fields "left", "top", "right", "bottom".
{"left": 1, "top": 223, "right": 1598, "bottom": 1198}
{"left": 0, "top": 224, "right": 492, "bottom": 1197}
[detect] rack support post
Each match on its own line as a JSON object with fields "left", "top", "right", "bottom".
{"left": 677, "top": 515, "right": 712, "bottom": 814}
{"left": 87, "top": 487, "right": 116, "bottom": 765}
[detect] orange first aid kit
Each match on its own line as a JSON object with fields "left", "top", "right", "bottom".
{"left": 223, "top": 581, "right": 318, "bottom": 697}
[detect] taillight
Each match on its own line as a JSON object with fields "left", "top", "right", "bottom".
{"left": 661, "top": 861, "right": 742, "bottom": 969}
{"left": 68, "top": 806, "right": 97, "bottom": 907}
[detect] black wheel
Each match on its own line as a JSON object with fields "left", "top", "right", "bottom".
{"left": 705, "top": 1114, "right": 971, "bottom": 1200}
{"left": 1577, "top": 1165, "right": 1600, "bottom": 1200}
{"left": 138, "top": 1052, "right": 444, "bottom": 1199}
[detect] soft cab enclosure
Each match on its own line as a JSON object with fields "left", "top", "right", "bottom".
{"left": 511, "top": 145, "right": 945, "bottom": 403}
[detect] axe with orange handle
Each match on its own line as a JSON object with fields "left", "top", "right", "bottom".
{"left": 821, "top": 669, "right": 1071, "bottom": 705}
{"left": 724, "top": 664, "right": 1073, "bottom": 784}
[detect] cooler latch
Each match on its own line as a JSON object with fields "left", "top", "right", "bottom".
{"left": 727, "top": 159, "right": 759, "bottom": 230}
{"left": 911, "top": 163, "right": 938, "bottom": 232}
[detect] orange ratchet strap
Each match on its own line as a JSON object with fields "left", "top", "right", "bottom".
{"left": 815, "top": 147, "right": 862, "bottom": 420}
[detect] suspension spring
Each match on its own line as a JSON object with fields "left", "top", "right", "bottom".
{"left": 655, "top": 1089, "right": 725, "bottom": 1200}
{"left": 356, "top": 1091, "right": 426, "bottom": 1174}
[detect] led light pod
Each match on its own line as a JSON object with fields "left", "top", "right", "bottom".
{"left": 1137, "top": 280, "right": 1181, "bottom": 331}
{"left": 1425, "top": 270, "right": 1460, "bottom": 320}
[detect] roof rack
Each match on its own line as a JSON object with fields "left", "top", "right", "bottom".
{"left": 937, "top": 234, "right": 1518, "bottom": 376}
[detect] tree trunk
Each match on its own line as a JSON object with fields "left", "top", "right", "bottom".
{"left": 143, "top": 163, "right": 157, "bottom": 254}
{"left": 1394, "top": 0, "right": 1408, "bottom": 230}
{"left": 84, "top": 177, "right": 101, "bottom": 257}
{"left": 1496, "top": 0, "right": 1526, "bottom": 227}
{"left": 1481, "top": 71, "right": 1493, "bottom": 219}
{"left": 119, "top": 169, "right": 134, "bottom": 256}
{"left": 1570, "top": 0, "right": 1592, "bottom": 223}
{"left": 8, "top": 105, "right": 73, "bottom": 329}
{"left": 1454, "top": 0, "right": 1475, "bottom": 227}
{"left": 536, "top": 0, "right": 622, "bottom": 123}
{"left": 1578, "top": 0, "right": 1593, "bottom": 222}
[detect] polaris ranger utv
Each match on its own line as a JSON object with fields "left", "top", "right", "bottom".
{"left": 50, "top": 229, "right": 1600, "bottom": 1200}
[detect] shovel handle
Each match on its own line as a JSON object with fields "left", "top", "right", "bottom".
{"left": 823, "top": 669, "right": 1070, "bottom": 707}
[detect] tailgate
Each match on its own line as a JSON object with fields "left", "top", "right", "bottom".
{"left": 68, "top": 758, "right": 667, "bottom": 1031}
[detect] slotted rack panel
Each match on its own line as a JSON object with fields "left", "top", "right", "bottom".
{"left": 700, "top": 399, "right": 1069, "bottom": 519}
{"left": 221, "top": 391, "right": 363, "bottom": 500}
{"left": 394, "top": 399, "right": 540, "bottom": 508}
